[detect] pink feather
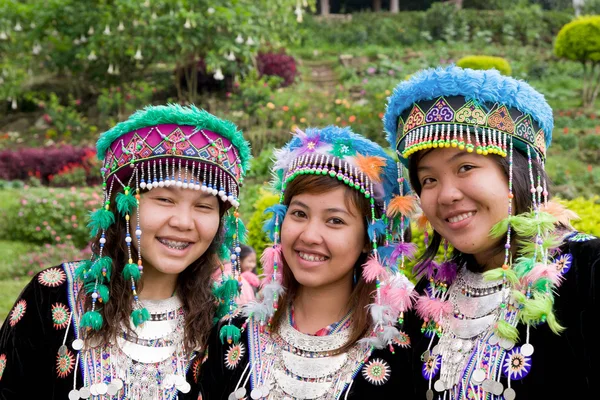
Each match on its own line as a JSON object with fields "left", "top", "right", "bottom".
{"left": 381, "top": 285, "right": 417, "bottom": 313}
{"left": 362, "top": 256, "right": 388, "bottom": 283}
{"left": 523, "top": 262, "right": 564, "bottom": 287}
{"left": 260, "top": 271, "right": 282, "bottom": 287}
{"left": 260, "top": 245, "right": 281, "bottom": 278}
{"left": 415, "top": 295, "right": 452, "bottom": 322}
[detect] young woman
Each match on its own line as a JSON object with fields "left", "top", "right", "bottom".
{"left": 0, "top": 104, "right": 251, "bottom": 400}
{"left": 383, "top": 65, "right": 600, "bottom": 399}
{"left": 198, "top": 126, "right": 417, "bottom": 399}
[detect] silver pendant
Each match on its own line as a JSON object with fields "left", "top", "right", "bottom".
{"left": 426, "top": 389, "right": 434, "bottom": 400}
{"left": 488, "top": 334, "right": 499, "bottom": 345}
{"left": 228, "top": 393, "right": 237, "bottom": 400}
{"left": 434, "top": 379, "right": 446, "bottom": 392}
{"left": 78, "top": 387, "right": 91, "bottom": 399}
{"left": 504, "top": 387, "right": 516, "bottom": 400}
{"left": 68, "top": 389, "right": 79, "bottom": 400}
{"left": 521, "top": 343, "right": 534, "bottom": 356}
{"left": 58, "top": 345, "right": 68, "bottom": 356}
{"left": 89, "top": 384, "right": 98, "bottom": 396}
{"left": 471, "top": 369, "right": 485, "bottom": 384}
{"left": 492, "top": 380, "right": 504, "bottom": 396}
{"left": 178, "top": 381, "right": 191, "bottom": 393}
{"left": 499, "top": 337, "right": 515, "bottom": 350}
{"left": 72, "top": 338, "right": 84, "bottom": 350}
{"left": 96, "top": 382, "right": 108, "bottom": 395}
{"left": 250, "top": 387, "right": 263, "bottom": 399}
{"left": 235, "top": 387, "right": 247, "bottom": 399}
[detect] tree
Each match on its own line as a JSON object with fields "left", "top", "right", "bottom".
{"left": 555, "top": 15, "right": 600, "bottom": 108}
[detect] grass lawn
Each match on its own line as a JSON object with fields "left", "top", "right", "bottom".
{"left": 0, "top": 277, "right": 28, "bottom": 323}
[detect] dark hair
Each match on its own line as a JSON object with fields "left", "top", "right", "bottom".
{"left": 408, "top": 148, "right": 550, "bottom": 272}
{"left": 81, "top": 179, "right": 226, "bottom": 354}
{"left": 240, "top": 244, "right": 256, "bottom": 261}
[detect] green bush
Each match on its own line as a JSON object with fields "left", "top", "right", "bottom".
{"left": 0, "top": 186, "right": 101, "bottom": 249}
{"left": 246, "top": 188, "right": 279, "bottom": 260}
{"left": 456, "top": 55, "right": 512, "bottom": 75}
{"left": 552, "top": 133, "right": 578, "bottom": 150}
{"left": 563, "top": 196, "right": 600, "bottom": 236}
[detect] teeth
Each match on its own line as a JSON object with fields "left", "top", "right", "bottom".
{"left": 158, "top": 238, "right": 190, "bottom": 250}
{"left": 298, "top": 252, "right": 327, "bottom": 262}
{"left": 448, "top": 212, "right": 474, "bottom": 223}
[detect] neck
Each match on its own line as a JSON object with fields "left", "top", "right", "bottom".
{"left": 473, "top": 248, "right": 506, "bottom": 272}
{"left": 292, "top": 273, "right": 353, "bottom": 334}
{"left": 137, "top": 269, "right": 178, "bottom": 300}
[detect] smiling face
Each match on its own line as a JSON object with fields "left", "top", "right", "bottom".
{"left": 281, "top": 185, "right": 368, "bottom": 290}
{"left": 133, "top": 185, "right": 221, "bottom": 280}
{"left": 416, "top": 147, "right": 509, "bottom": 265}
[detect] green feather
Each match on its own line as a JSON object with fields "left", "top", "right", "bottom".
{"left": 219, "top": 323, "right": 241, "bottom": 344}
{"left": 218, "top": 244, "right": 230, "bottom": 261}
{"left": 89, "top": 256, "right": 112, "bottom": 283}
{"left": 489, "top": 217, "right": 510, "bottom": 239}
{"left": 116, "top": 191, "right": 138, "bottom": 216}
{"left": 494, "top": 319, "right": 519, "bottom": 342}
{"left": 532, "top": 277, "right": 554, "bottom": 293}
{"left": 513, "top": 257, "right": 536, "bottom": 278}
{"left": 131, "top": 308, "right": 150, "bottom": 327}
{"left": 483, "top": 267, "right": 518, "bottom": 286}
{"left": 237, "top": 218, "right": 248, "bottom": 243}
{"left": 80, "top": 310, "right": 103, "bottom": 330}
{"left": 214, "top": 277, "right": 240, "bottom": 301}
{"left": 75, "top": 260, "right": 92, "bottom": 281}
{"left": 214, "top": 301, "right": 230, "bottom": 322}
{"left": 87, "top": 208, "right": 115, "bottom": 237}
{"left": 511, "top": 290, "right": 527, "bottom": 306}
{"left": 518, "top": 235, "right": 562, "bottom": 258}
{"left": 510, "top": 211, "right": 556, "bottom": 238}
{"left": 519, "top": 293, "right": 557, "bottom": 327}
{"left": 545, "top": 309, "right": 565, "bottom": 334}
{"left": 84, "top": 282, "right": 109, "bottom": 303}
{"left": 122, "top": 263, "right": 141, "bottom": 282}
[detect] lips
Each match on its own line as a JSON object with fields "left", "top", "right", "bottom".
{"left": 298, "top": 251, "right": 328, "bottom": 262}
{"left": 157, "top": 237, "right": 193, "bottom": 250}
{"left": 446, "top": 211, "right": 474, "bottom": 223}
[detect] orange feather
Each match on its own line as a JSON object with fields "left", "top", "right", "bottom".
{"left": 387, "top": 195, "right": 417, "bottom": 217}
{"left": 540, "top": 200, "right": 579, "bottom": 228}
{"left": 355, "top": 154, "right": 386, "bottom": 183}
{"left": 415, "top": 213, "right": 429, "bottom": 230}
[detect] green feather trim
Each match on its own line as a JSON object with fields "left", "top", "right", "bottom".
{"left": 532, "top": 277, "right": 554, "bottom": 293}
{"left": 218, "top": 244, "right": 230, "bottom": 261}
{"left": 122, "top": 263, "right": 141, "bottom": 282}
{"left": 75, "top": 260, "right": 93, "bottom": 281}
{"left": 214, "top": 277, "right": 240, "bottom": 301}
{"left": 545, "top": 309, "right": 565, "bottom": 334}
{"left": 517, "top": 235, "right": 562, "bottom": 259}
{"left": 494, "top": 319, "right": 519, "bottom": 342}
{"left": 512, "top": 257, "right": 536, "bottom": 278}
{"left": 483, "top": 267, "right": 518, "bottom": 286}
{"left": 519, "top": 293, "right": 555, "bottom": 326}
{"left": 214, "top": 301, "right": 230, "bottom": 323}
{"left": 116, "top": 191, "right": 138, "bottom": 216}
{"left": 87, "top": 208, "right": 115, "bottom": 237}
{"left": 219, "top": 323, "right": 241, "bottom": 344}
{"left": 489, "top": 217, "right": 511, "bottom": 239}
{"left": 90, "top": 256, "right": 112, "bottom": 283}
{"left": 84, "top": 282, "right": 109, "bottom": 302}
{"left": 237, "top": 218, "right": 248, "bottom": 243}
{"left": 511, "top": 290, "right": 527, "bottom": 306}
{"left": 80, "top": 310, "right": 103, "bottom": 330}
{"left": 96, "top": 104, "right": 251, "bottom": 175}
{"left": 510, "top": 211, "right": 556, "bottom": 238}
{"left": 131, "top": 308, "right": 151, "bottom": 327}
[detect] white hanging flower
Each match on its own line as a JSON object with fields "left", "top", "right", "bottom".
{"left": 80, "top": 34, "right": 87, "bottom": 43}
{"left": 88, "top": 51, "right": 97, "bottom": 61}
{"left": 103, "top": 25, "right": 111, "bottom": 35}
{"left": 118, "top": 21, "right": 125, "bottom": 31}
{"left": 30, "top": 22, "right": 36, "bottom": 29}
{"left": 32, "top": 43, "right": 42, "bottom": 55}
{"left": 246, "top": 37, "right": 255, "bottom": 46}
{"left": 213, "top": 68, "right": 224, "bottom": 80}
{"left": 11, "top": 99, "right": 17, "bottom": 109}
{"left": 184, "top": 18, "right": 191, "bottom": 29}
{"left": 207, "top": 7, "right": 215, "bottom": 14}
{"left": 107, "top": 64, "right": 114, "bottom": 74}
{"left": 302, "top": 0, "right": 308, "bottom": 6}
{"left": 295, "top": 6, "right": 303, "bottom": 23}
{"left": 151, "top": 12, "right": 157, "bottom": 19}
{"left": 88, "top": 26, "right": 94, "bottom": 35}
{"left": 235, "top": 34, "right": 243, "bottom": 44}
{"left": 143, "top": 0, "right": 150, "bottom": 6}
{"left": 14, "top": 22, "right": 22, "bottom": 32}
{"left": 0, "top": 32, "right": 8, "bottom": 40}
{"left": 114, "top": 64, "right": 120, "bottom": 75}
{"left": 134, "top": 47, "right": 143, "bottom": 60}
{"left": 225, "top": 51, "right": 235, "bottom": 61}
{"left": 73, "top": 38, "right": 80, "bottom": 45}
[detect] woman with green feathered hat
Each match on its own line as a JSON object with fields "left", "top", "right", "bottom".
{"left": 383, "top": 65, "right": 600, "bottom": 399}
{"left": 0, "top": 104, "right": 251, "bottom": 400}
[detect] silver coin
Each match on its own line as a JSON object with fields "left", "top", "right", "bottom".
{"left": 472, "top": 370, "right": 486, "bottom": 384}
{"left": 492, "top": 380, "right": 504, "bottom": 396}
{"left": 89, "top": 384, "right": 98, "bottom": 396}
{"left": 58, "top": 345, "right": 68, "bottom": 356}
{"left": 488, "top": 334, "right": 499, "bottom": 345}
{"left": 68, "top": 389, "right": 80, "bottom": 400}
{"left": 426, "top": 389, "right": 434, "bottom": 400}
{"left": 96, "top": 382, "right": 107, "bottom": 395}
{"left": 107, "top": 383, "right": 119, "bottom": 396}
{"left": 434, "top": 379, "right": 446, "bottom": 392}
{"left": 432, "top": 344, "right": 441, "bottom": 355}
{"left": 481, "top": 379, "right": 495, "bottom": 393}
{"left": 259, "top": 385, "right": 270, "bottom": 396}
{"left": 72, "top": 338, "right": 84, "bottom": 351}
{"left": 521, "top": 343, "right": 534, "bottom": 357}
{"left": 462, "top": 340, "right": 473, "bottom": 353}
{"left": 250, "top": 388, "right": 262, "bottom": 399}
{"left": 499, "top": 337, "right": 515, "bottom": 350}
{"left": 174, "top": 374, "right": 186, "bottom": 386}
{"left": 235, "top": 387, "right": 247, "bottom": 398}
{"left": 229, "top": 393, "right": 238, "bottom": 400}
{"left": 504, "top": 387, "right": 516, "bottom": 400}
{"left": 179, "top": 382, "right": 191, "bottom": 393}
{"left": 451, "top": 339, "right": 463, "bottom": 351}
{"left": 113, "top": 378, "right": 124, "bottom": 390}
{"left": 78, "top": 387, "right": 91, "bottom": 399}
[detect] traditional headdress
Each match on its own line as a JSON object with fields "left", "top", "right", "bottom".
{"left": 384, "top": 66, "right": 570, "bottom": 395}
{"left": 244, "top": 125, "right": 416, "bottom": 350}
{"left": 79, "top": 104, "right": 251, "bottom": 332}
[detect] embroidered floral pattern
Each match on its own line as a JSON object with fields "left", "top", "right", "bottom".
{"left": 38, "top": 267, "right": 66, "bottom": 287}
{"left": 56, "top": 349, "right": 75, "bottom": 378}
{"left": 568, "top": 232, "right": 596, "bottom": 242}
{"left": 192, "top": 358, "right": 201, "bottom": 383}
{"left": 51, "top": 303, "right": 70, "bottom": 330}
{"left": 392, "top": 331, "right": 411, "bottom": 348}
{"left": 9, "top": 299, "right": 26, "bottom": 327}
{"left": 502, "top": 347, "right": 532, "bottom": 380}
{"left": 362, "top": 358, "right": 390, "bottom": 385}
{"left": 555, "top": 253, "right": 573, "bottom": 275}
{"left": 0, "top": 354, "right": 6, "bottom": 381}
{"left": 422, "top": 353, "right": 440, "bottom": 379}
{"left": 224, "top": 343, "right": 245, "bottom": 370}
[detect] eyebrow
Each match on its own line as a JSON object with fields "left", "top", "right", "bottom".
{"left": 289, "top": 199, "right": 352, "bottom": 215}
{"left": 417, "top": 151, "right": 472, "bottom": 172}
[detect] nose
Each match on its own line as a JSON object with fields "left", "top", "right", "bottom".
{"left": 168, "top": 205, "right": 194, "bottom": 231}
{"left": 298, "top": 219, "right": 323, "bottom": 245}
{"left": 437, "top": 180, "right": 463, "bottom": 205}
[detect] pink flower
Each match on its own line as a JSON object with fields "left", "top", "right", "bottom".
{"left": 55, "top": 236, "right": 61, "bottom": 242}
{"left": 66, "top": 235, "right": 72, "bottom": 240}
{"left": 21, "top": 199, "right": 28, "bottom": 205}
{"left": 35, "top": 226, "right": 41, "bottom": 231}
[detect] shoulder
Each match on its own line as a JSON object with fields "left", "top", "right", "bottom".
{"left": 558, "top": 231, "right": 600, "bottom": 274}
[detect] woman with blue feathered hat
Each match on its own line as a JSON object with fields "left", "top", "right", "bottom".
{"left": 0, "top": 104, "right": 251, "bottom": 399}
{"left": 383, "top": 65, "right": 600, "bottom": 399}
{"left": 197, "top": 125, "right": 418, "bottom": 399}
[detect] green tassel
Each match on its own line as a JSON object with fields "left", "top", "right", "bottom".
{"left": 89, "top": 256, "right": 112, "bottom": 283}
{"left": 510, "top": 211, "right": 556, "bottom": 238}
{"left": 545, "top": 309, "right": 565, "bottom": 334}
{"left": 495, "top": 319, "right": 519, "bottom": 342}
{"left": 116, "top": 190, "right": 138, "bottom": 217}
{"left": 519, "top": 293, "right": 563, "bottom": 332}
{"left": 237, "top": 218, "right": 248, "bottom": 243}
{"left": 84, "top": 282, "right": 109, "bottom": 303}
{"left": 483, "top": 267, "right": 518, "bottom": 286}
{"left": 75, "top": 260, "right": 93, "bottom": 281}
{"left": 214, "top": 277, "right": 240, "bottom": 301}
{"left": 131, "top": 308, "right": 150, "bottom": 326}
{"left": 489, "top": 217, "right": 511, "bottom": 239}
{"left": 518, "top": 235, "right": 562, "bottom": 259}
{"left": 219, "top": 323, "right": 241, "bottom": 344}
{"left": 122, "top": 263, "right": 141, "bottom": 282}
{"left": 87, "top": 208, "right": 115, "bottom": 237}
{"left": 218, "top": 244, "right": 230, "bottom": 261}
{"left": 214, "top": 301, "right": 229, "bottom": 323}
{"left": 511, "top": 290, "right": 527, "bottom": 307}
{"left": 512, "top": 257, "right": 536, "bottom": 278}
{"left": 80, "top": 310, "right": 103, "bottom": 330}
